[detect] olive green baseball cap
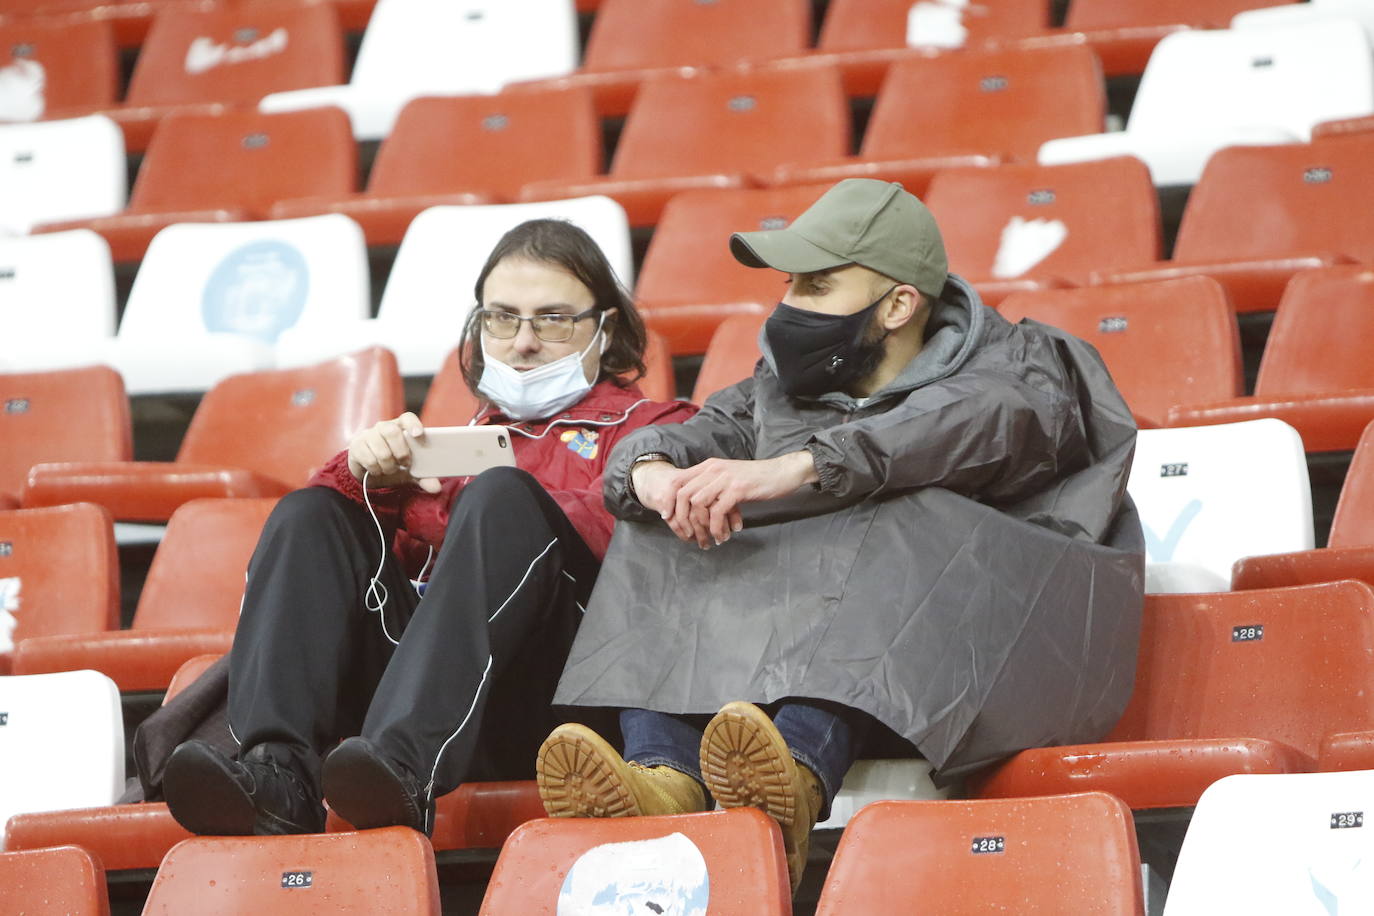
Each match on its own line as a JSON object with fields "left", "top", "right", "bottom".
{"left": 730, "top": 178, "right": 948, "bottom": 298}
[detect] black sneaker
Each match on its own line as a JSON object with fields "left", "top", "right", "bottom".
{"left": 164, "top": 740, "right": 325, "bottom": 836}
{"left": 322, "top": 736, "right": 433, "bottom": 834}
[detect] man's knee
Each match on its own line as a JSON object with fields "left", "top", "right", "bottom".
{"left": 268, "top": 486, "right": 363, "bottom": 531}
{"left": 449, "top": 466, "right": 543, "bottom": 516}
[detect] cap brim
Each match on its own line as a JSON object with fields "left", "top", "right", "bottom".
{"left": 730, "top": 229, "right": 850, "bottom": 274}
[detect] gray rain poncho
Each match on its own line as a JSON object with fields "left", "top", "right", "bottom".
{"left": 554, "top": 277, "right": 1145, "bottom": 782}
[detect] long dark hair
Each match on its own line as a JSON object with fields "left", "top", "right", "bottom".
{"left": 458, "top": 218, "right": 648, "bottom": 396}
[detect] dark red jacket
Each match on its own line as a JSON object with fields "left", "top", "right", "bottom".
{"left": 309, "top": 380, "right": 698, "bottom": 575}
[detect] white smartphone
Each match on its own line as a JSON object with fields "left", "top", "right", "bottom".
{"left": 406, "top": 426, "right": 516, "bottom": 479}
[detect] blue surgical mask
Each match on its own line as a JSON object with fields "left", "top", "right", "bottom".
{"left": 477, "top": 313, "right": 606, "bottom": 420}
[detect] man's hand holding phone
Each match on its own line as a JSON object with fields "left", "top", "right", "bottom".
{"left": 347, "top": 412, "right": 443, "bottom": 493}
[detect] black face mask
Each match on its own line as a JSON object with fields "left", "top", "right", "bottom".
{"left": 765, "top": 286, "right": 896, "bottom": 397}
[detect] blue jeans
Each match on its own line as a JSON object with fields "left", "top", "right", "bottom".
{"left": 620, "top": 700, "right": 868, "bottom": 821}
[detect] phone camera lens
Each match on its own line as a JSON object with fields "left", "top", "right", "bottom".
{"left": 498, "top": 435, "right": 508, "bottom": 448}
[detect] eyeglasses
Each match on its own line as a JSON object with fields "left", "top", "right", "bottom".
{"left": 478, "top": 307, "right": 599, "bottom": 342}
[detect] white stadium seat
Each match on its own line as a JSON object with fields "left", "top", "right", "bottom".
{"left": 259, "top": 0, "right": 579, "bottom": 141}
{"left": 0, "top": 230, "right": 115, "bottom": 370}
{"left": 0, "top": 670, "right": 124, "bottom": 832}
{"left": 8, "top": 214, "right": 369, "bottom": 394}
{"left": 275, "top": 196, "right": 632, "bottom": 376}
{"left": 1127, "top": 419, "right": 1314, "bottom": 593}
{"left": 1039, "top": 18, "right": 1374, "bottom": 185}
{"left": 1165, "top": 770, "right": 1374, "bottom": 915}
{"left": 0, "top": 115, "right": 126, "bottom": 236}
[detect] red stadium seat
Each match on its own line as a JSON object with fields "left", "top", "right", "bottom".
{"left": 271, "top": 88, "right": 602, "bottom": 245}
{"left": 0, "top": 16, "right": 117, "bottom": 120}
{"left": 997, "top": 277, "right": 1242, "bottom": 427}
{"left": 1092, "top": 135, "right": 1374, "bottom": 314}
{"left": 815, "top": 794, "right": 1144, "bottom": 915}
{"left": 513, "top": 0, "right": 811, "bottom": 116}
{"left": 35, "top": 107, "right": 356, "bottom": 262}
{"left": 0, "top": 0, "right": 198, "bottom": 47}
{"left": 23, "top": 348, "right": 403, "bottom": 523}
{"left": 1314, "top": 113, "right": 1374, "bottom": 140}
{"left": 692, "top": 312, "right": 766, "bottom": 405}
{"left": 329, "top": 780, "right": 546, "bottom": 852}
{"left": 812, "top": 0, "right": 1049, "bottom": 95}
{"left": 970, "top": 580, "right": 1374, "bottom": 809}
{"left": 11, "top": 498, "right": 275, "bottom": 691}
{"left": 0, "top": 845, "right": 108, "bottom": 916}
{"left": 0, "top": 503, "right": 118, "bottom": 674}
{"left": 520, "top": 66, "right": 849, "bottom": 227}
{"left": 0, "top": 365, "right": 131, "bottom": 507}
{"left": 478, "top": 808, "right": 790, "bottom": 914}
{"left": 1030, "top": 0, "right": 1292, "bottom": 77}
{"left": 1232, "top": 421, "right": 1374, "bottom": 611}
{"left": 142, "top": 827, "right": 440, "bottom": 914}
{"left": 96, "top": 2, "right": 345, "bottom": 152}
{"left": 774, "top": 44, "right": 1105, "bottom": 194}
{"left": 1166, "top": 266, "right": 1374, "bottom": 451}
{"left": 925, "top": 157, "right": 1160, "bottom": 306}
{"left": 636, "top": 184, "right": 829, "bottom": 353}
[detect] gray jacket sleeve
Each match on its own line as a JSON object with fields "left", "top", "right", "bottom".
{"left": 807, "top": 365, "right": 1088, "bottom": 503}
{"left": 603, "top": 377, "right": 759, "bottom": 520}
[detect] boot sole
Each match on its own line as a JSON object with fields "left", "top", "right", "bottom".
{"left": 699, "top": 701, "right": 799, "bottom": 828}
{"left": 536, "top": 724, "right": 642, "bottom": 819}
{"left": 163, "top": 742, "right": 257, "bottom": 836}
{"left": 322, "top": 740, "right": 424, "bottom": 832}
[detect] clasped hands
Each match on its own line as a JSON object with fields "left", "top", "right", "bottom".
{"left": 631, "top": 451, "right": 819, "bottom": 549}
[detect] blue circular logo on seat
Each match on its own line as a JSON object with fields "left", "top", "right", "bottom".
{"left": 201, "top": 240, "right": 309, "bottom": 343}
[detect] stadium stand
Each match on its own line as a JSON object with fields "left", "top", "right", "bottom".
{"left": 0, "top": 0, "right": 192, "bottom": 47}
{"left": 10, "top": 497, "right": 276, "bottom": 691}
{"left": 1092, "top": 134, "right": 1374, "bottom": 314}
{"left": 0, "top": 230, "right": 116, "bottom": 371}
{"left": 22, "top": 347, "right": 403, "bottom": 522}
{"left": 0, "top": 503, "right": 119, "bottom": 675}
{"left": 0, "top": 670, "right": 123, "bottom": 829}
{"left": 141, "top": 827, "right": 441, "bottom": 914}
{"left": 773, "top": 44, "right": 1105, "bottom": 195}
{"left": 0, "top": 114, "right": 125, "bottom": 235}
{"left": 97, "top": 1, "right": 346, "bottom": 153}
{"left": 512, "top": 0, "right": 811, "bottom": 117}
{"left": 815, "top": 794, "right": 1144, "bottom": 914}
{"left": 478, "top": 807, "right": 790, "bottom": 914}
{"left": 1165, "top": 266, "right": 1374, "bottom": 452}
{"left": 0, "top": 365, "right": 131, "bottom": 509}
{"left": 0, "top": 845, "right": 109, "bottom": 916}
{"left": 1162, "top": 770, "right": 1374, "bottom": 914}
{"left": 1232, "top": 0, "right": 1374, "bottom": 38}
{"left": 0, "top": 16, "right": 117, "bottom": 121}
{"left": 270, "top": 89, "right": 602, "bottom": 246}
{"left": 997, "top": 277, "right": 1243, "bottom": 428}
{"left": 12, "top": 214, "right": 370, "bottom": 393}
{"left": 970, "top": 579, "right": 1374, "bottom": 809}
{"left": 924, "top": 156, "right": 1161, "bottom": 306}
{"left": 635, "top": 184, "right": 827, "bottom": 354}
{"left": 1038, "top": 18, "right": 1374, "bottom": 186}
{"left": 1127, "top": 418, "right": 1313, "bottom": 593}
{"left": 810, "top": 0, "right": 1050, "bottom": 96}
{"left": 519, "top": 65, "right": 850, "bottom": 227}
{"left": 275, "top": 197, "right": 630, "bottom": 376}
{"left": 1232, "top": 419, "right": 1374, "bottom": 594}
{"left": 259, "top": 0, "right": 579, "bottom": 141}
{"left": 33, "top": 107, "right": 356, "bottom": 263}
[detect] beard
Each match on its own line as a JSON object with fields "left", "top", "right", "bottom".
{"left": 847, "top": 312, "right": 890, "bottom": 386}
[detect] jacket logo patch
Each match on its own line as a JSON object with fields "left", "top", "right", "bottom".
{"left": 561, "top": 428, "right": 599, "bottom": 459}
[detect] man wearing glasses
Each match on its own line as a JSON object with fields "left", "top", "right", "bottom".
{"left": 162, "top": 219, "right": 696, "bottom": 838}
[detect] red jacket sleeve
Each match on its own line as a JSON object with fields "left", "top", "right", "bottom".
{"left": 543, "top": 399, "right": 699, "bottom": 559}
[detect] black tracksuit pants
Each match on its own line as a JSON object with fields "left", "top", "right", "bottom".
{"left": 227, "top": 466, "right": 599, "bottom": 804}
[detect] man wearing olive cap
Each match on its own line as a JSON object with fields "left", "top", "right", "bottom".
{"left": 537, "top": 179, "right": 1145, "bottom": 893}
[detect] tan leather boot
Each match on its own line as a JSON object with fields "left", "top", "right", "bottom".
{"left": 699, "top": 701, "right": 823, "bottom": 895}
{"left": 537, "top": 722, "right": 706, "bottom": 818}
